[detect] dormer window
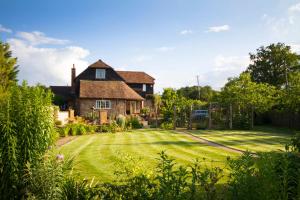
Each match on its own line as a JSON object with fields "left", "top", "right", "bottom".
{"left": 96, "top": 69, "right": 106, "bottom": 79}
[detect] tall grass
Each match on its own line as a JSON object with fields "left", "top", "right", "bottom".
{"left": 0, "top": 82, "right": 56, "bottom": 199}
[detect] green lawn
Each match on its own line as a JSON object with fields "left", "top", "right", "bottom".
{"left": 58, "top": 129, "right": 239, "bottom": 181}
{"left": 58, "top": 127, "right": 291, "bottom": 182}
{"left": 190, "top": 126, "right": 292, "bottom": 152}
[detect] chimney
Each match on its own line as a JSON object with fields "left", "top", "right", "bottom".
{"left": 71, "top": 64, "right": 76, "bottom": 93}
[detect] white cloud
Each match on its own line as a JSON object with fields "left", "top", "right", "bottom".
{"left": 0, "top": 24, "right": 12, "bottom": 33}
{"left": 8, "top": 34, "right": 90, "bottom": 86}
{"left": 290, "top": 43, "right": 300, "bottom": 53}
{"left": 156, "top": 46, "right": 174, "bottom": 52}
{"left": 16, "top": 31, "right": 69, "bottom": 45}
{"left": 207, "top": 25, "right": 230, "bottom": 33}
{"left": 214, "top": 55, "right": 250, "bottom": 72}
{"left": 262, "top": 3, "right": 300, "bottom": 36}
{"left": 200, "top": 55, "right": 250, "bottom": 88}
{"left": 289, "top": 3, "right": 300, "bottom": 12}
{"left": 180, "top": 29, "right": 193, "bottom": 35}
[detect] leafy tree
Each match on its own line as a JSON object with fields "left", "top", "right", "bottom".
{"left": 177, "top": 85, "right": 217, "bottom": 102}
{"left": 161, "top": 88, "right": 178, "bottom": 122}
{"left": 153, "top": 93, "right": 161, "bottom": 128}
{"left": 281, "top": 72, "right": 300, "bottom": 112}
{"left": 0, "top": 41, "right": 19, "bottom": 94}
{"left": 246, "top": 43, "right": 300, "bottom": 88}
{"left": 220, "top": 73, "right": 277, "bottom": 129}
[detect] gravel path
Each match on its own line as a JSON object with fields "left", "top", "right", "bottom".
{"left": 56, "top": 136, "right": 78, "bottom": 147}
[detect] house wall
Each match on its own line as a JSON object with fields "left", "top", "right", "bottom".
{"left": 127, "top": 83, "right": 154, "bottom": 98}
{"left": 77, "top": 98, "right": 126, "bottom": 118}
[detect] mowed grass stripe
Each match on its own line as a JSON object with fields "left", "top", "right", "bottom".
{"left": 190, "top": 129, "right": 289, "bottom": 152}
{"left": 58, "top": 128, "right": 289, "bottom": 181}
{"left": 156, "top": 131, "right": 237, "bottom": 165}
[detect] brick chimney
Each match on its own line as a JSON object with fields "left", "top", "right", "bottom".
{"left": 71, "top": 64, "right": 76, "bottom": 93}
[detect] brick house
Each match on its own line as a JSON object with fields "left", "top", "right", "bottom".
{"left": 50, "top": 59, "right": 155, "bottom": 119}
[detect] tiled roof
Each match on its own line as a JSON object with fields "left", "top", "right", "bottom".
{"left": 116, "top": 71, "right": 155, "bottom": 84}
{"left": 79, "top": 80, "right": 144, "bottom": 100}
{"left": 88, "top": 59, "right": 112, "bottom": 69}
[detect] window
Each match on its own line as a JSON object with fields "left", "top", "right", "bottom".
{"left": 142, "top": 84, "right": 146, "bottom": 92}
{"left": 96, "top": 69, "right": 106, "bottom": 79}
{"left": 95, "top": 100, "right": 111, "bottom": 109}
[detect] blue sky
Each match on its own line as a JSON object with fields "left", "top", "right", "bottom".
{"left": 1, "top": 0, "right": 300, "bottom": 92}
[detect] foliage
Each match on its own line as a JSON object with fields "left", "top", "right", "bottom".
{"left": 161, "top": 88, "right": 178, "bottom": 122}
{"left": 177, "top": 85, "right": 218, "bottom": 102}
{"left": 281, "top": 72, "right": 300, "bottom": 112}
{"left": 25, "top": 153, "right": 74, "bottom": 200}
{"left": 116, "top": 114, "right": 126, "bottom": 130}
{"left": 127, "top": 116, "right": 143, "bottom": 129}
{"left": 286, "top": 132, "right": 300, "bottom": 152}
{"left": 61, "top": 123, "right": 97, "bottom": 136}
{"left": 0, "top": 82, "right": 55, "bottom": 199}
{"left": 141, "top": 107, "right": 151, "bottom": 116}
{"left": 227, "top": 151, "right": 300, "bottom": 200}
{"left": 153, "top": 93, "right": 162, "bottom": 128}
{"left": 246, "top": 43, "right": 300, "bottom": 88}
{"left": 0, "top": 41, "right": 19, "bottom": 94}
{"left": 160, "top": 122, "right": 173, "bottom": 130}
{"left": 220, "top": 73, "right": 277, "bottom": 129}
{"left": 161, "top": 88, "right": 206, "bottom": 128}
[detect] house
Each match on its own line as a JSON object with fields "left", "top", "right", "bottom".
{"left": 50, "top": 59, "right": 155, "bottom": 119}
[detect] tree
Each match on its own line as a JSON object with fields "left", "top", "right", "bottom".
{"left": 161, "top": 88, "right": 178, "bottom": 122}
{"left": 281, "top": 72, "right": 300, "bottom": 112}
{"left": 177, "top": 85, "right": 217, "bottom": 102}
{"left": 220, "top": 73, "right": 277, "bottom": 129}
{"left": 0, "top": 41, "right": 19, "bottom": 93}
{"left": 246, "top": 43, "right": 300, "bottom": 88}
{"left": 153, "top": 93, "right": 162, "bottom": 128}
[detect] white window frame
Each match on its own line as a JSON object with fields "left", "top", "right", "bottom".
{"left": 142, "top": 84, "right": 146, "bottom": 92}
{"left": 95, "top": 100, "right": 111, "bottom": 109}
{"left": 96, "top": 69, "right": 106, "bottom": 79}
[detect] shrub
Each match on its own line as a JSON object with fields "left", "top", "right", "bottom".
{"left": 25, "top": 153, "right": 74, "bottom": 199}
{"left": 233, "top": 113, "right": 250, "bottom": 129}
{"left": 0, "top": 82, "right": 55, "bottom": 199}
{"left": 116, "top": 114, "right": 126, "bottom": 130}
{"left": 127, "top": 116, "right": 143, "bottom": 129}
{"left": 160, "top": 122, "right": 173, "bottom": 130}
{"left": 55, "top": 120, "right": 63, "bottom": 126}
{"left": 109, "top": 120, "right": 119, "bottom": 133}
{"left": 227, "top": 151, "right": 300, "bottom": 200}
{"left": 141, "top": 107, "right": 150, "bottom": 116}
{"left": 86, "top": 124, "right": 97, "bottom": 134}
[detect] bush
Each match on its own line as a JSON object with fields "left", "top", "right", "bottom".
{"left": 127, "top": 116, "right": 143, "bottom": 129}
{"left": 25, "top": 153, "right": 74, "bottom": 199}
{"left": 160, "top": 122, "right": 173, "bottom": 130}
{"left": 116, "top": 114, "right": 126, "bottom": 130}
{"left": 0, "top": 82, "right": 55, "bottom": 199}
{"left": 233, "top": 113, "right": 250, "bottom": 130}
{"left": 227, "top": 151, "right": 300, "bottom": 200}
{"left": 55, "top": 120, "right": 63, "bottom": 126}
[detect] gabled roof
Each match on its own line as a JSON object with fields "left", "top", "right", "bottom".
{"left": 79, "top": 80, "right": 144, "bottom": 100}
{"left": 88, "top": 59, "right": 112, "bottom": 69}
{"left": 116, "top": 71, "right": 155, "bottom": 84}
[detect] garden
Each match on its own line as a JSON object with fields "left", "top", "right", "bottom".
{"left": 1, "top": 41, "right": 300, "bottom": 199}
